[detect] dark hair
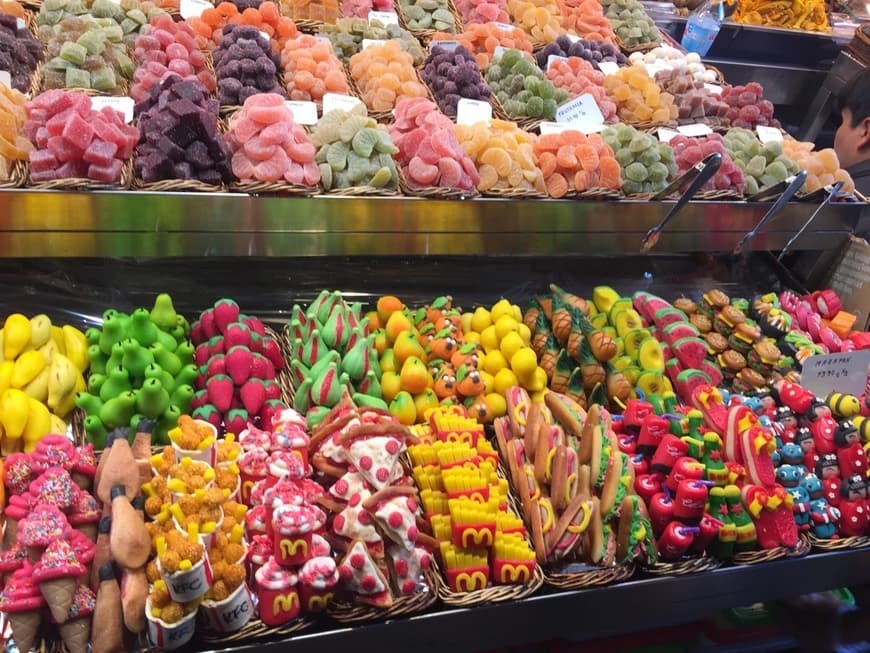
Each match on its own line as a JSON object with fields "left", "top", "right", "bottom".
{"left": 838, "top": 68, "right": 870, "bottom": 128}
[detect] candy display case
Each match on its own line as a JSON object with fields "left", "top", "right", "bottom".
{"left": 0, "top": 187, "right": 867, "bottom": 653}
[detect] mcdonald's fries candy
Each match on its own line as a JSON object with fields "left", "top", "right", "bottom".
{"left": 491, "top": 532, "right": 536, "bottom": 583}
{"left": 440, "top": 541, "right": 490, "bottom": 592}
{"left": 254, "top": 556, "right": 300, "bottom": 626}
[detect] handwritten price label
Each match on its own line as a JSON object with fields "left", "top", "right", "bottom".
{"left": 657, "top": 127, "right": 680, "bottom": 143}
{"left": 555, "top": 93, "right": 604, "bottom": 131}
{"left": 180, "top": 0, "right": 211, "bottom": 18}
{"left": 539, "top": 121, "right": 570, "bottom": 135}
{"left": 322, "top": 93, "right": 363, "bottom": 115}
{"left": 596, "top": 61, "right": 620, "bottom": 75}
{"left": 493, "top": 21, "right": 514, "bottom": 31}
{"left": 285, "top": 101, "right": 318, "bottom": 125}
{"left": 362, "top": 38, "right": 388, "bottom": 49}
{"left": 90, "top": 96, "right": 135, "bottom": 123}
{"left": 801, "top": 350, "right": 870, "bottom": 397}
{"left": 456, "top": 98, "right": 492, "bottom": 125}
{"left": 368, "top": 10, "right": 399, "bottom": 24}
{"left": 677, "top": 123, "right": 714, "bottom": 137}
{"left": 756, "top": 125, "right": 783, "bottom": 144}
{"left": 430, "top": 40, "right": 460, "bottom": 52}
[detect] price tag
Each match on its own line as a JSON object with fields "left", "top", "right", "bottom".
{"left": 546, "top": 54, "right": 568, "bottom": 71}
{"left": 0, "top": 71, "right": 10, "bottom": 89}
{"left": 259, "top": 30, "right": 271, "bottom": 42}
{"left": 368, "top": 10, "right": 399, "bottom": 25}
{"left": 555, "top": 93, "right": 604, "bottom": 130}
{"left": 657, "top": 127, "right": 679, "bottom": 143}
{"left": 539, "top": 121, "right": 569, "bottom": 134}
{"left": 596, "top": 61, "right": 620, "bottom": 75}
{"left": 430, "top": 40, "right": 459, "bottom": 52}
{"left": 800, "top": 350, "right": 870, "bottom": 398}
{"left": 493, "top": 21, "right": 513, "bottom": 31}
{"left": 643, "top": 62, "right": 668, "bottom": 76}
{"left": 756, "top": 125, "right": 783, "bottom": 144}
{"left": 564, "top": 33, "right": 580, "bottom": 43}
{"left": 456, "top": 98, "right": 492, "bottom": 125}
{"left": 15, "top": 18, "right": 24, "bottom": 29}
{"left": 704, "top": 83, "right": 723, "bottom": 95}
{"left": 91, "top": 96, "right": 135, "bottom": 123}
{"left": 677, "top": 123, "right": 713, "bottom": 137}
{"left": 285, "top": 101, "right": 318, "bottom": 125}
{"left": 322, "top": 93, "right": 363, "bottom": 115}
{"left": 362, "top": 38, "right": 387, "bottom": 49}
{"left": 180, "top": 0, "right": 211, "bottom": 18}
{"left": 494, "top": 45, "right": 508, "bottom": 58}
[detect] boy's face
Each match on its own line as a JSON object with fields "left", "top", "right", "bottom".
{"left": 835, "top": 108, "right": 870, "bottom": 169}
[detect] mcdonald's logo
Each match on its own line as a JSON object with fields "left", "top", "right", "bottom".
{"left": 455, "top": 571, "right": 488, "bottom": 592}
{"left": 468, "top": 491, "right": 487, "bottom": 503}
{"left": 307, "top": 593, "right": 334, "bottom": 610}
{"left": 273, "top": 591, "right": 300, "bottom": 614}
{"left": 461, "top": 527, "right": 494, "bottom": 548}
{"left": 499, "top": 564, "right": 531, "bottom": 584}
{"left": 242, "top": 480, "right": 254, "bottom": 497}
{"left": 280, "top": 538, "right": 309, "bottom": 558}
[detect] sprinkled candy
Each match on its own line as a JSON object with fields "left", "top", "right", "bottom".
{"left": 30, "top": 467, "right": 79, "bottom": 510}
{"left": 18, "top": 505, "right": 70, "bottom": 548}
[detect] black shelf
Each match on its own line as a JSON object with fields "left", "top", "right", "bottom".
{"left": 200, "top": 549, "right": 870, "bottom": 653}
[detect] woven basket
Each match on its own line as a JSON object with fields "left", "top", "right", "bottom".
{"left": 574, "top": 186, "right": 622, "bottom": 200}
{"left": 197, "top": 614, "right": 319, "bottom": 645}
{"left": 732, "top": 534, "right": 812, "bottom": 565}
{"left": 0, "top": 159, "right": 27, "bottom": 189}
{"left": 328, "top": 566, "right": 440, "bottom": 624}
{"left": 229, "top": 179, "right": 320, "bottom": 196}
{"left": 397, "top": 166, "right": 478, "bottom": 199}
{"left": 807, "top": 533, "right": 870, "bottom": 551}
{"left": 323, "top": 183, "right": 400, "bottom": 196}
{"left": 26, "top": 158, "right": 134, "bottom": 191}
{"left": 615, "top": 35, "right": 661, "bottom": 54}
{"left": 645, "top": 554, "right": 722, "bottom": 576}
{"left": 544, "top": 562, "right": 634, "bottom": 589}
{"left": 480, "top": 185, "right": 546, "bottom": 199}
{"left": 695, "top": 189, "right": 744, "bottom": 201}
{"left": 133, "top": 177, "right": 229, "bottom": 193}
{"left": 436, "top": 556, "right": 544, "bottom": 606}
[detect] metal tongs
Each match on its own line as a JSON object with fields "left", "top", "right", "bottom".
{"left": 777, "top": 180, "right": 845, "bottom": 261}
{"left": 732, "top": 171, "right": 808, "bottom": 255}
{"left": 641, "top": 152, "right": 722, "bottom": 252}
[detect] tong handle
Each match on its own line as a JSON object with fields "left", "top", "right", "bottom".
{"left": 733, "top": 171, "right": 808, "bottom": 255}
{"left": 777, "top": 180, "right": 844, "bottom": 261}
{"left": 641, "top": 152, "right": 722, "bottom": 251}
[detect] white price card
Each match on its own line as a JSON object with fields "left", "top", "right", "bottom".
{"left": 539, "top": 121, "right": 570, "bottom": 134}
{"left": 677, "top": 123, "right": 713, "bottom": 137}
{"left": 643, "top": 62, "right": 668, "bottom": 76}
{"left": 801, "top": 350, "right": 870, "bottom": 398}
{"left": 456, "top": 98, "right": 492, "bottom": 125}
{"left": 555, "top": 93, "right": 604, "bottom": 130}
{"left": 596, "top": 61, "right": 620, "bottom": 75}
{"left": 493, "top": 45, "right": 508, "bottom": 58}
{"left": 368, "top": 10, "right": 399, "bottom": 24}
{"left": 704, "top": 83, "right": 723, "bottom": 95}
{"left": 285, "top": 101, "right": 318, "bottom": 125}
{"left": 547, "top": 54, "right": 568, "bottom": 71}
{"left": 564, "top": 33, "right": 581, "bottom": 43}
{"left": 430, "top": 40, "right": 459, "bottom": 52}
{"left": 322, "top": 93, "right": 363, "bottom": 115}
{"left": 0, "top": 71, "right": 10, "bottom": 89}
{"left": 756, "top": 125, "right": 783, "bottom": 144}
{"left": 91, "top": 96, "right": 135, "bottom": 123}
{"left": 657, "top": 127, "right": 680, "bottom": 143}
{"left": 493, "top": 21, "right": 513, "bottom": 31}
{"left": 180, "top": 0, "right": 211, "bottom": 19}
{"left": 259, "top": 30, "right": 271, "bottom": 42}
{"left": 362, "top": 38, "right": 387, "bottom": 49}
{"left": 15, "top": 18, "right": 24, "bottom": 29}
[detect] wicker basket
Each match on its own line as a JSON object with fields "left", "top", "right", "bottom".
{"left": 480, "top": 185, "right": 546, "bottom": 199}
{"left": 732, "top": 534, "right": 812, "bottom": 565}
{"left": 323, "top": 183, "right": 400, "bottom": 196}
{"left": 436, "top": 555, "right": 544, "bottom": 606}
{"left": 0, "top": 159, "right": 27, "bottom": 189}
{"left": 615, "top": 36, "right": 662, "bottom": 54}
{"left": 26, "top": 158, "right": 134, "bottom": 191}
{"left": 328, "top": 566, "right": 440, "bottom": 624}
{"left": 807, "top": 533, "right": 870, "bottom": 551}
{"left": 645, "top": 554, "right": 722, "bottom": 576}
{"left": 397, "top": 166, "right": 478, "bottom": 199}
{"left": 133, "top": 177, "right": 229, "bottom": 193}
{"left": 197, "top": 614, "right": 319, "bottom": 645}
{"left": 544, "top": 562, "right": 635, "bottom": 589}
{"left": 229, "top": 179, "right": 320, "bottom": 196}
{"left": 574, "top": 186, "right": 622, "bottom": 200}
{"left": 695, "top": 189, "right": 744, "bottom": 201}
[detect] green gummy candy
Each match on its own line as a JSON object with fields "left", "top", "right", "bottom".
{"left": 116, "top": 52, "right": 134, "bottom": 78}
{"left": 127, "top": 8, "right": 148, "bottom": 23}
{"left": 319, "top": 162, "right": 333, "bottom": 190}
{"left": 373, "top": 130, "right": 398, "bottom": 155}
{"left": 90, "top": 67, "right": 116, "bottom": 91}
{"left": 542, "top": 98, "right": 557, "bottom": 118}
{"left": 369, "top": 166, "right": 394, "bottom": 188}
{"left": 103, "top": 24, "right": 125, "bottom": 42}
{"left": 326, "top": 140, "right": 349, "bottom": 171}
{"left": 77, "top": 31, "right": 105, "bottom": 55}
{"left": 351, "top": 127, "right": 378, "bottom": 157}
{"left": 764, "top": 160, "right": 788, "bottom": 182}
{"left": 45, "top": 56, "right": 73, "bottom": 71}
{"left": 746, "top": 155, "right": 766, "bottom": 178}
{"left": 60, "top": 41, "right": 87, "bottom": 65}
{"left": 625, "top": 161, "right": 648, "bottom": 182}
{"left": 42, "top": 0, "right": 66, "bottom": 10}
{"left": 346, "top": 151, "right": 369, "bottom": 184}
{"left": 65, "top": 67, "right": 90, "bottom": 89}
{"left": 526, "top": 96, "right": 544, "bottom": 118}
{"left": 120, "top": 17, "right": 139, "bottom": 33}
{"left": 648, "top": 162, "right": 669, "bottom": 183}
